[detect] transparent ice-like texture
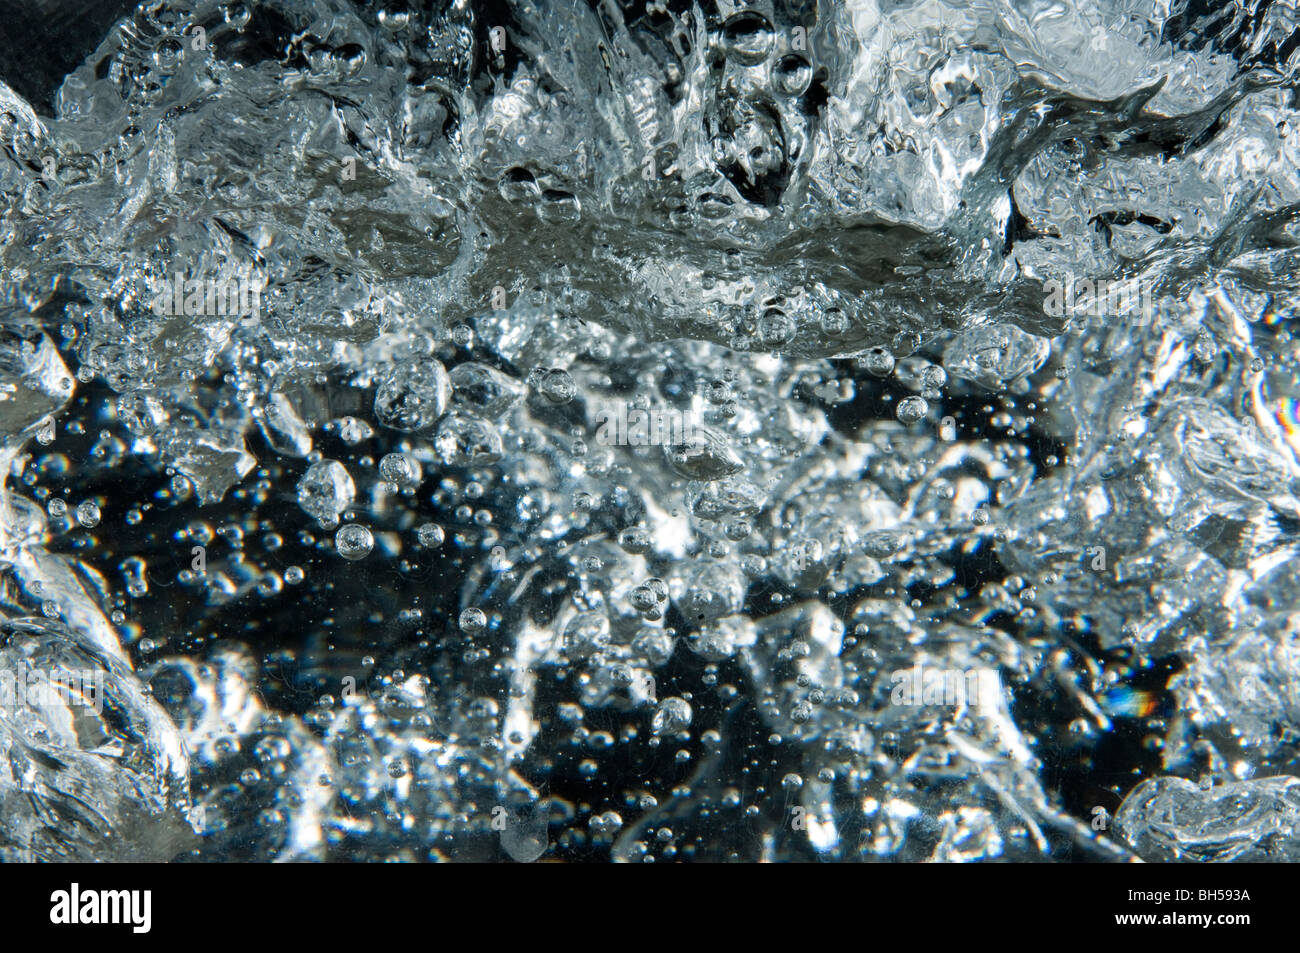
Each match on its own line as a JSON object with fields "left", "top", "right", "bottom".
{"left": 0, "top": 0, "right": 1297, "bottom": 861}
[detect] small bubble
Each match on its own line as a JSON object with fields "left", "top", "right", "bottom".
{"left": 651, "top": 697, "right": 692, "bottom": 735}
{"left": 459, "top": 607, "right": 488, "bottom": 635}
{"left": 895, "top": 395, "right": 929, "bottom": 424}
{"left": 921, "top": 364, "right": 947, "bottom": 390}
{"left": 377, "top": 6, "right": 411, "bottom": 30}
{"left": 537, "top": 368, "right": 576, "bottom": 404}
{"left": 859, "top": 346, "right": 895, "bottom": 378}
{"left": 618, "top": 526, "right": 652, "bottom": 554}
{"left": 335, "top": 523, "right": 375, "bottom": 560}
{"left": 379, "top": 452, "right": 421, "bottom": 490}
{"left": 721, "top": 11, "right": 775, "bottom": 65}
{"left": 417, "top": 522, "right": 445, "bottom": 548}
{"left": 498, "top": 167, "right": 540, "bottom": 203}
{"left": 704, "top": 379, "right": 732, "bottom": 403}
{"left": 757, "top": 309, "right": 795, "bottom": 348}
{"left": 772, "top": 54, "right": 812, "bottom": 96}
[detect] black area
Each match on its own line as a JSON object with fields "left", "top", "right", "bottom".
{"left": 0, "top": 0, "right": 136, "bottom": 112}
{"left": 1018, "top": 627, "right": 1184, "bottom": 831}
{"left": 1003, "top": 188, "right": 1038, "bottom": 255}
{"left": 214, "top": 4, "right": 303, "bottom": 67}
{"left": 512, "top": 640, "right": 815, "bottom": 862}
{"left": 797, "top": 69, "right": 830, "bottom": 119}
{"left": 1090, "top": 210, "right": 1176, "bottom": 240}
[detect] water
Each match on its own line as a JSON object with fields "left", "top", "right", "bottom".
{"left": 0, "top": 0, "right": 1298, "bottom": 862}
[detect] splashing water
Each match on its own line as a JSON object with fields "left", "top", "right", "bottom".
{"left": 1, "top": 0, "right": 1299, "bottom": 862}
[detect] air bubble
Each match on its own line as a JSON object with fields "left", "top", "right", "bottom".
{"left": 335, "top": 523, "right": 375, "bottom": 561}
{"left": 76, "top": 500, "right": 101, "bottom": 527}
{"left": 721, "top": 11, "right": 775, "bottom": 65}
{"left": 772, "top": 54, "right": 812, "bottom": 96}
{"left": 417, "top": 523, "right": 446, "bottom": 548}
{"left": 895, "top": 395, "right": 929, "bottom": 424}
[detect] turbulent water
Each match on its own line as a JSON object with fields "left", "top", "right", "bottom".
{"left": 1, "top": 0, "right": 1299, "bottom": 862}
